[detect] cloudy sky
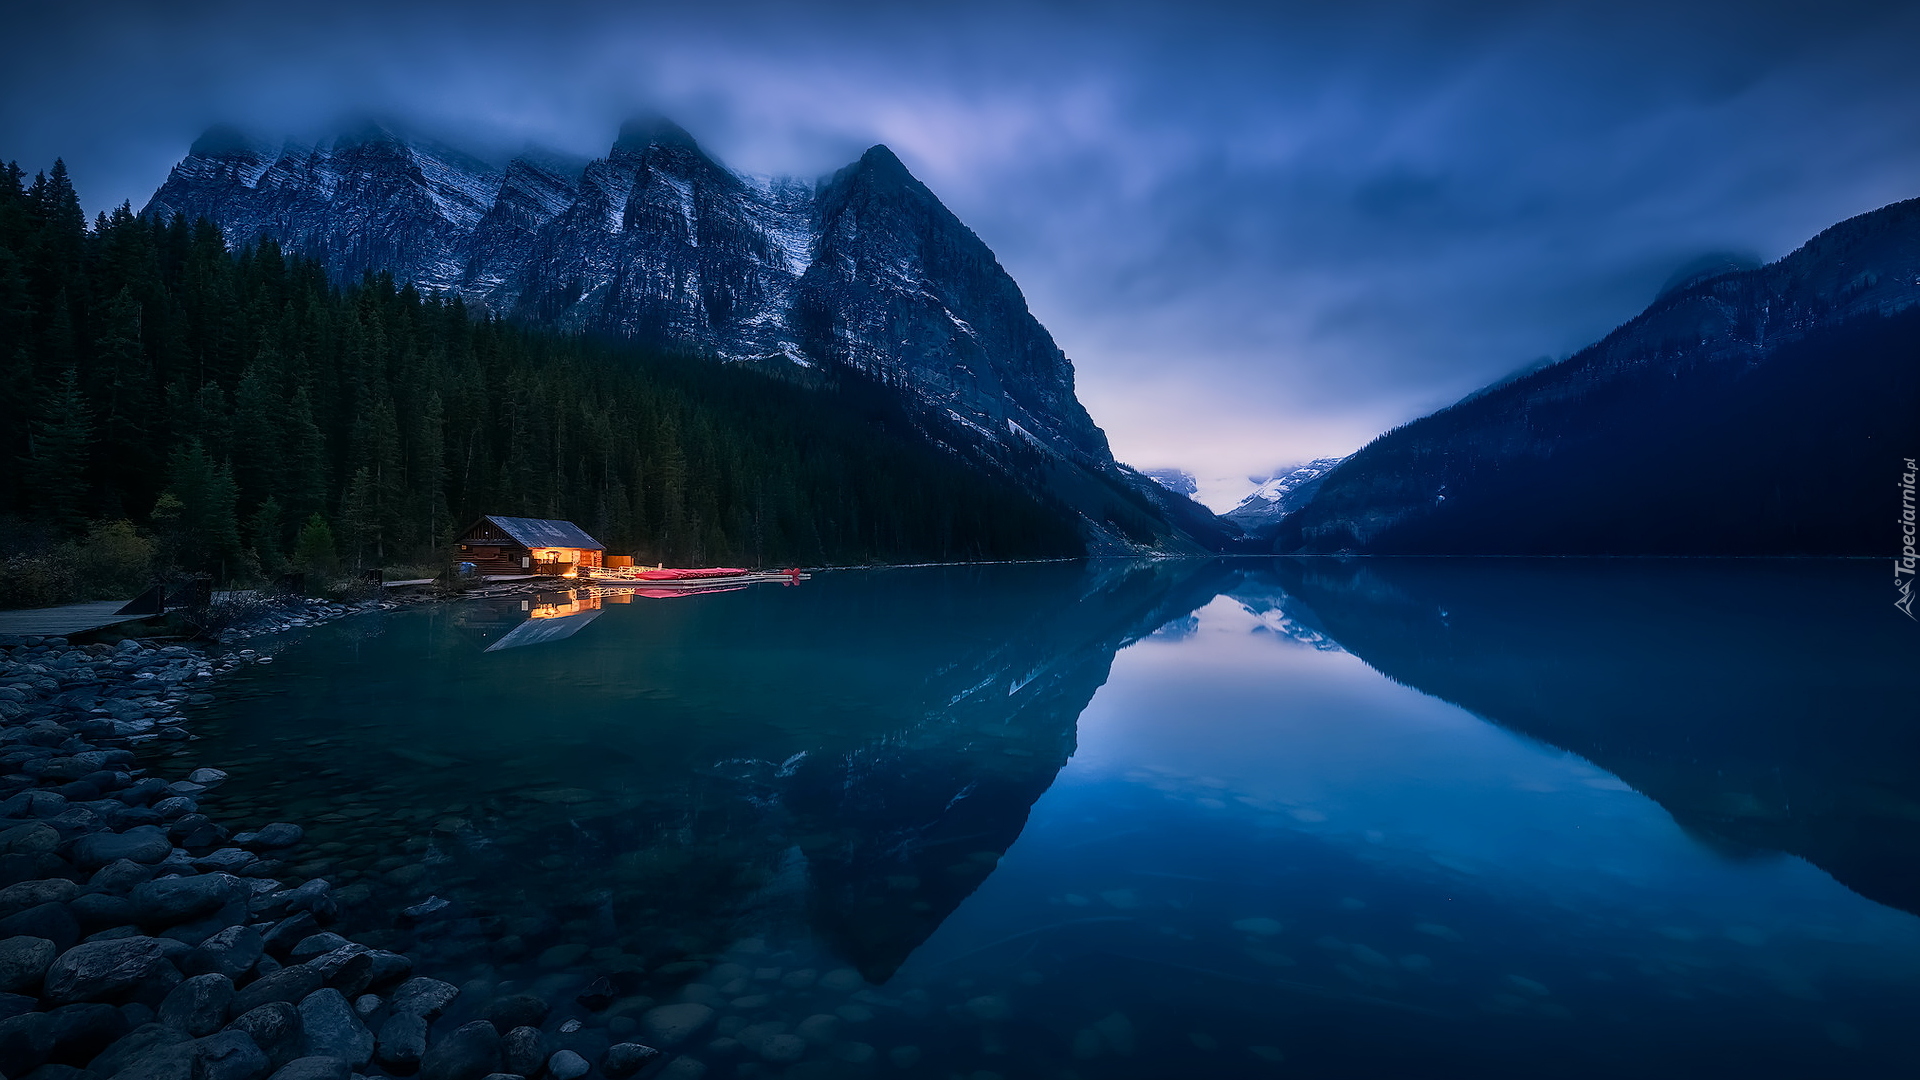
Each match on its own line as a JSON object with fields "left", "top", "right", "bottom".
{"left": 8, "top": 0, "right": 1920, "bottom": 509}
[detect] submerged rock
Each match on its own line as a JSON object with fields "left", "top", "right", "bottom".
{"left": 641, "top": 1003, "right": 713, "bottom": 1047}
{"left": 600, "top": 1042, "right": 661, "bottom": 1078}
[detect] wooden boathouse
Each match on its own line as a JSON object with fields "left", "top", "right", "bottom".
{"left": 455, "top": 516, "right": 606, "bottom": 577}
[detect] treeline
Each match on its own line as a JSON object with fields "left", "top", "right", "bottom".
{"left": 0, "top": 159, "right": 1082, "bottom": 598}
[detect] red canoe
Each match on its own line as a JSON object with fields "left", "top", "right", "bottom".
{"left": 632, "top": 567, "right": 753, "bottom": 581}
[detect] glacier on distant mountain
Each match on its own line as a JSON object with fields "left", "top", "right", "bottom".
{"left": 1223, "top": 458, "right": 1348, "bottom": 533}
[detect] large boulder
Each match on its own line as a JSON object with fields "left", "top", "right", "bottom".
{"left": 298, "top": 988, "right": 372, "bottom": 1068}
{"left": 230, "top": 964, "right": 323, "bottom": 1015}
{"left": 227, "top": 1001, "right": 303, "bottom": 1070}
{"left": 0, "top": 902, "right": 79, "bottom": 951}
{"left": 418, "top": 1020, "right": 501, "bottom": 1080}
{"left": 159, "top": 972, "right": 234, "bottom": 1037}
{"left": 389, "top": 977, "right": 459, "bottom": 1018}
{"left": 130, "top": 873, "right": 247, "bottom": 927}
{"left": 0, "top": 877, "right": 78, "bottom": 919}
{"left": 267, "top": 1057, "right": 350, "bottom": 1080}
{"left": 193, "top": 1029, "right": 271, "bottom": 1080}
{"left": 0, "top": 823, "right": 61, "bottom": 856}
{"left": 68, "top": 826, "right": 172, "bottom": 869}
{"left": 373, "top": 1010, "right": 427, "bottom": 1072}
{"left": 183, "top": 924, "right": 263, "bottom": 979}
{"left": 43, "top": 935, "right": 172, "bottom": 1005}
{"left": 501, "top": 1026, "right": 545, "bottom": 1076}
{"left": 0, "top": 1009, "right": 54, "bottom": 1076}
{"left": 45, "top": 1000, "right": 130, "bottom": 1065}
{"left": 0, "top": 934, "right": 55, "bottom": 993}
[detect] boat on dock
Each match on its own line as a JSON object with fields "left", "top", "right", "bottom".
{"left": 581, "top": 565, "right": 810, "bottom": 589}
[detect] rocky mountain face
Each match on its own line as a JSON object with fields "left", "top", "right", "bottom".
{"left": 147, "top": 118, "right": 1222, "bottom": 553}
{"left": 1272, "top": 196, "right": 1920, "bottom": 555}
{"left": 1222, "top": 457, "right": 1347, "bottom": 536}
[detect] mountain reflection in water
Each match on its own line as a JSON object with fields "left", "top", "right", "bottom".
{"left": 1269, "top": 558, "right": 1920, "bottom": 918}
{"left": 177, "top": 558, "right": 1920, "bottom": 1078}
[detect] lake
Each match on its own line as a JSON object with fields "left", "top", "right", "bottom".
{"left": 169, "top": 558, "right": 1920, "bottom": 1079}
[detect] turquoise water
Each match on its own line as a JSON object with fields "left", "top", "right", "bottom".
{"left": 176, "top": 559, "right": 1920, "bottom": 1078}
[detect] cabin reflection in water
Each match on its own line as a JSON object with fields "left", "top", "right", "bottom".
{"left": 480, "top": 589, "right": 606, "bottom": 652}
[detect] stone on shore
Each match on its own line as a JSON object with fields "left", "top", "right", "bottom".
{"left": 501, "top": 1025, "right": 545, "bottom": 1076}
{"left": 184, "top": 924, "right": 264, "bottom": 979}
{"left": 419, "top": 1019, "right": 502, "bottom": 1080}
{"left": 267, "top": 1056, "right": 351, "bottom": 1080}
{"left": 0, "top": 903, "right": 79, "bottom": 951}
{"left": 43, "top": 936, "right": 172, "bottom": 1006}
{"left": 132, "top": 872, "right": 248, "bottom": 926}
{"left": 0, "top": 935, "right": 55, "bottom": 994}
{"left": 228, "top": 1001, "right": 304, "bottom": 1069}
{"left": 548, "top": 1048, "right": 590, "bottom": 1080}
{"left": 231, "top": 964, "right": 324, "bottom": 1015}
{"left": 390, "top": 976, "right": 460, "bottom": 1018}
{"left": 159, "top": 972, "right": 234, "bottom": 1036}
{"left": 298, "top": 987, "right": 372, "bottom": 1067}
{"left": 0, "top": 1009, "right": 54, "bottom": 1076}
{"left": 375, "top": 1010, "right": 428, "bottom": 1072}
{"left": 0, "top": 878, "right": 78, "bottom": 919}
{"left": 68, "top": 826, "right": 172, "bottom": 869}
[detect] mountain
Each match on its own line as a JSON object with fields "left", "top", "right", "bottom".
{"left": 1222, "top": 457, "right": 1347, "bottom": 535}
{"left": 1139, "top": 468, "right": 1198, "bottom": 497}
{"left": 146, "top": 118, "right": 1226, "bottom": 554}
{"left": 1271, "top": 197, "right": 1920, "bottom": 555}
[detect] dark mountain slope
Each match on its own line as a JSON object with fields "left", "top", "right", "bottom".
{"left": 1274, "top": 197, "right": 1920, "bottom": 555}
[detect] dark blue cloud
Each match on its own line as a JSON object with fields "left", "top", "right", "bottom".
{"left": 6, "top": 0, "right": 1919, "bottom": 507}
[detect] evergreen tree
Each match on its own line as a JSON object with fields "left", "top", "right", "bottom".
{"left": 247, "top": 497, "right": 286, "bottom": 577}
{"left": 24, "top": 364, "right": 92, "bottom": 532}
{"left": 338, "top": 466, "right": 378, "bottom": 569}
{"left": 90, "top": 287, "right": 155, "bottom": 513}
{"left": 291, "top": 513, "right": 341, "bottom": 578}
{"left": 159, "top": 440, "right": 241, "bottom": 576}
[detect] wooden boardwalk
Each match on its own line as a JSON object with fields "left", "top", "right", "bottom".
{"left": 0, "top": 599, "right": 151, "bottom": 637}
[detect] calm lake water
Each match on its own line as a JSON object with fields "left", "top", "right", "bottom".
{"left": 172, "top": 559, "right": 1920, "bottom": 1079}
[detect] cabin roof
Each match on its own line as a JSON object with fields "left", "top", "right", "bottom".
{"left": 473, "top": 516, "right": 605, "bottom": 551}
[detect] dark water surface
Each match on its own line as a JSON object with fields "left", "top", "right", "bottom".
{"left": 171, "top": 559, "right": 1920, "bottom": 1079}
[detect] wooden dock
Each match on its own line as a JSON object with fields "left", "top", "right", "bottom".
{"left": 0, "top": 599, "right": 153, "bottom": 638}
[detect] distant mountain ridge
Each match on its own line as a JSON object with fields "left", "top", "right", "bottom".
{"left": 1223, "top": 458, "right": 1347, "bottom": 535}
{"left": 1273, "top": 196, "right": 1920, "bottom": 555}
{"left": 146, "top": 118, "right": 1231, "bottom": 554}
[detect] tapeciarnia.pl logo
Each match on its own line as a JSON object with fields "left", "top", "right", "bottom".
{"left": 1899, "top": 457, "right": 1917, "bottom": 620}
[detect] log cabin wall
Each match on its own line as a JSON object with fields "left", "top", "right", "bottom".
{"left": 456, "top": 518, "right": 532, "bottom": 574}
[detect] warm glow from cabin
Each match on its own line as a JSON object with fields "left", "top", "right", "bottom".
{"left": 528, "top": 590, "right": 603, "bottom": 619}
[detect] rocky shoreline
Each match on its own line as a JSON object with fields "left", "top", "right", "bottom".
{"left": 0, "top": 594, "right": 682, "bottom": 1080}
